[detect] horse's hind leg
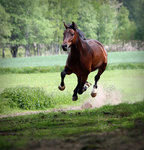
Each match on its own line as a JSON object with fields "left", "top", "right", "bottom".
{"left": 91, "top": 63, "right": 107, "bottom": 97}
{"left": 58, "top": 67, "right": 71, "bottom": 91}
{"left": 83, "top": 81, "right": 91, "bottom": 92}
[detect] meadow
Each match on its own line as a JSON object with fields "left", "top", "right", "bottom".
{"left": 0, "top": 51, "right": 144, "bottom": 68}
{"left": 0, "top": 70, "right": 144, "bottom": 115}
{"left": 0, "top": 51, "right": 144, "bottom": 114}
{"left": 0, "top": 51, "right": 144, "bottom": 150}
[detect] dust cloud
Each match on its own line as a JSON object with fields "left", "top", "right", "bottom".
{"left": 81, "top": 85, "right": 122, "bottom": 109}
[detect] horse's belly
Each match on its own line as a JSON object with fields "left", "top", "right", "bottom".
{"left": 68, "top": 63, "right": 90, "bottom": 77}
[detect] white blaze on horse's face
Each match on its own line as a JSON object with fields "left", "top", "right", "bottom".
{"left": 62, "top": 29, "right": 75, "bottom": 51}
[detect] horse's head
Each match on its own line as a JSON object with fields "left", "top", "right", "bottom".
{"left": 61, "top": 22, "right": 77, "bottom": 51}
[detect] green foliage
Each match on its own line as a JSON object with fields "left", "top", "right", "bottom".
{"left": 96, "top": 4, "right": 116, "bottom": 44}
{"left": 123, "top": 0, "right": 144, "bottom": 40}
{"left": 115, "top": 6, "right": 136, "bottom": 41}
{"left": 77, "top": 1, "right": 98, "bottom": 39}
{"left": 0, "top": 87, "right": 53, "bottom": 110}
{"left": 0, "top": 4, "right": 11, "bottom": 44}
{"left": 0, "top": 0, "right": 54, "bottom": 46}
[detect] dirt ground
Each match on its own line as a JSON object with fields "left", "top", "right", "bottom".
{"left": 25, "top": 119, "right": 144, "bottom": 150}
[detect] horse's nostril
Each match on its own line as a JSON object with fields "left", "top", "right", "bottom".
{"left": 62, "top": 44, "right": 67, "bottom": 48}
{"left": 62, "top": 44, "right": 68, "bottom": 51}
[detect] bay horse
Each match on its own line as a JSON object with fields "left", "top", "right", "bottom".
{"left": 58, "top": 22, "right": 107, "bottom": 101}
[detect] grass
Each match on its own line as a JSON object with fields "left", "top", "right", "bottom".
{"left": 0, "top": 69, "right": 143, "bottom": 115}
{"left": 108, "top": 51, "right": 144, "bottom": 64}
{"left": 0, "top": 51, "right": 144, "bottom": 68}
{"left": 0, "top": 72, "right": 87, "bottom": 115}
{"left": 0, "top": 87, "right": 54, "bottom": 110}
{"left": 0, "top": 100, "right": 144, "bottom": 150}
{"left": 0, "top": 63, "right": 144, "bottom": 74}
{"left": 0, "top": 51, "right": 144, "bottom": 149}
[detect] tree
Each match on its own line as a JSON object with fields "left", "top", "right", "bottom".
{"left": 123, "top": 0, "right": 144, "bottom": 40}
{"left": 115, "top": 6, "right": 136, "bottom": 42}
{"left": 0, "top": 0, "right": 54, "bottom": 57}
{"left": 77, "top": 0, "right": 98, "bottom": 40}
{"left": 0, "top": 4, "right": 11, "bottom": 58}
{"left": 96, "top": 3, "right": 117, "bottom": 44}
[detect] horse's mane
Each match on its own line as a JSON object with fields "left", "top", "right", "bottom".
{"left": 68, "top": 24, "right": 86, "bottom": 40}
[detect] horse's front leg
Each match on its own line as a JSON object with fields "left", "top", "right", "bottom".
{"left": 77, "top": 76, "right": 88, "bottom": 95}
{"left": 72, "top": 77, "right": 81, "bottom": 101}
{"left": 58, "top": 67, "right": 71, "bottom": 91}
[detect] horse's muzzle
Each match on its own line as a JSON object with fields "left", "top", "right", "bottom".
{"left": 61, "top": 44, "right": 68, "bottom": 51}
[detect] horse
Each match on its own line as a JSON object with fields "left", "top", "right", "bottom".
{"left": 58, "top": 22, "right": 107, "bottom": 101}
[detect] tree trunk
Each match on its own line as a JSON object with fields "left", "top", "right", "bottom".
{"left": 58, "top": 45, "right": 61, "bottom": 55}
{"left": 33, "top": 43, "right": 37, "bottom": 56}
{"left": 37, "top": 44, "right": 40, "bottom": 56}
{"left": 25, "top": 45, "right": 30, "bottom": 57}
{"left": 10, "top": 45, "right": 19, "bottom": 58}
{"left": 2, "top": 47, "right": 5, "bottom": 58}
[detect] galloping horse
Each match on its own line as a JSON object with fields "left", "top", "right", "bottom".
{"left": 58, "top": 22, "right": 107, "bottom": 101}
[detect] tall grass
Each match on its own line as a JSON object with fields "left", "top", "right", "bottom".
{"left": 0, "top": 87, "right": 54, "bottom": 110}
{"left": 0, "top": 86, "right": 87, "bottom": 114}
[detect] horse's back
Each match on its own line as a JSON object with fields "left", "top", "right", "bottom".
{"left": 86, "top": 39, "right": 107, "bottom": 69}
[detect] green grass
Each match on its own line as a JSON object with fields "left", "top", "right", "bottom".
{"left": 108, "top": 51, "right": 144, "bottom": 64}
{"left": 0, "top": 87, "right": 54, "bottom": 110}
{"left": 0, "top": 72, "right": 87, "bottom": 114}
{"left": 0, "top": 63, "right": 144, "bottom": 74}
{"left": 0, "top": 51, "right": 144, "bottom": 149}
{"left": 0, "top": 70, "right": 143, "bottom": 114}
{"left": 0, "top": 51, "right": 144, "bottom": 68}
{"left": 0, "top": 100, "right": 144, "bottom": 150}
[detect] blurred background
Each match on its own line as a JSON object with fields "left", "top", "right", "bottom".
{"left": 0, "top": 0, "right": 144, "bottom": 58}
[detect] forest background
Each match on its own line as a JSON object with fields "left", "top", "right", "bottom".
{"left": 0, "top": 0, "right": 144, "bottom": 58}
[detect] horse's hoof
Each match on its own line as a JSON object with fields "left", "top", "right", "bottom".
{"left": 91, "top": 88, "right": 97, "bottom": 97}
{"left": 72, "top": 96, "right": 78, "bottom": 101}
{"left": 58, "top": 85, "right": 65, "bottom": 91}
{"left": 91, "top": 92, "right": 97, "bottom": 97}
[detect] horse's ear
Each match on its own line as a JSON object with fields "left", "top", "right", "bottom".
{"left": 63, "top": 22, "right": 68, "bottom": 29}
{"left": 72, "top": 22, "right": 77, "bottom": 30}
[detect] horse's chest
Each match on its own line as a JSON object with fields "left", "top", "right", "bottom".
{"left": 67, "top": 57, "right": 89, "bottom": 76}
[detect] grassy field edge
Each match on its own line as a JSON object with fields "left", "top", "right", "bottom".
{"left": 0, "top": 63, "right": 144, "bottom": 74}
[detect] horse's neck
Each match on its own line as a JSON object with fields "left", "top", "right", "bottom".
{"left": 71, "top": 37, "right": 87, "bottom": 57}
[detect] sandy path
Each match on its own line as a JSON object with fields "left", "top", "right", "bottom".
{"left": 0, "top": 85, "right": 122, "bottom": 119}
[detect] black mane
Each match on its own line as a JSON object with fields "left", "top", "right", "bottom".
{"left": 68, "top": 24, "right": 86, "bottom": 40}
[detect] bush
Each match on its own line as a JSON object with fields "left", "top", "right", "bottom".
{"left": 0, "top": 87, "right": 54, "bottom": 110}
